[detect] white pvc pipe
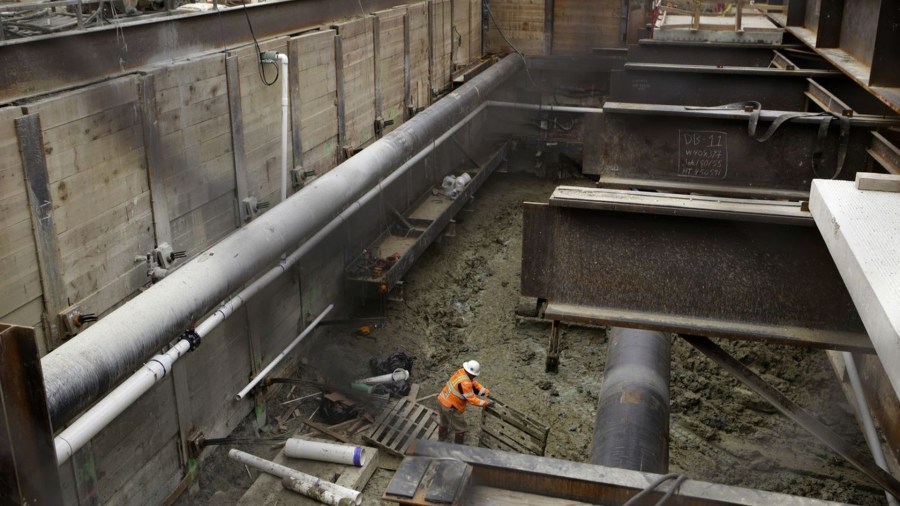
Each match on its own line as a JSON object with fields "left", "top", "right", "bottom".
{"left": 356, "top": 368, "right": 409, "bottom": 385}
{"left": 235, "top": 303, "right": 335, "bottom": 400}
{"left": 285, "top": 439, "right": 366, "bottom": 467}
{"left": 228, "top": 449, "right": 361, "bottom": 505}
{"left": 50, "top": 90, "right": 496, "bottom": 466}
{"left": 282, "top": 476, "right": 356, "bottom": 506}
{"left": 277, "top": 53, "right": 290, "bottom": 203}
{"left": 843, "top": 352, "right": 900, "bottom": 506}
{"left": 54, "top": 339, "right": 191, "bottom": 465}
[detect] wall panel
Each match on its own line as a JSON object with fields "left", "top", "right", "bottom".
{"left": 486, "top": 0, "right": 546, "bottom": 55}
{"left": 552, "top": 0, "right": 622, "bottom": 54}
{"left": 408, "top": 2, "right": 432, "bottom": 111}
{"left": 335, "top": 17, "right": 377, "bottom": 153}
{"left": 292, "top": 29, "right": 340, "bottom": 177}
{"left": 26, "top": 77, "right": 155, "bottom": 320}
{"left": 376, "top": 8, "right": 408, "bottom": 134}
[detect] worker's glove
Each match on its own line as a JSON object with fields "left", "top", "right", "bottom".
{"left": 482, "top": 388, "right": 490, "bottom": 397}
{"left": 485, "top": 400, "right": 494, "bottom": 408}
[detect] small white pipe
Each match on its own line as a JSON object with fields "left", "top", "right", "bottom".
{"left": 228, "top": 449, "right": 361, "bottom": 505}
{"left": 51, "top": 94, "right": 489, "bottom": 466}
{"left": 284, "top": 439, "right": 366, "bottom": 467}
{"left": 282, "top": 476, "right": 356, "bottom": 506}
{"left": 54, "top": 340, "right": 191, "bottom": 465}
{"left": 843, "top": 352, "right": 900, "bottom": 506}
{"left": 356, "top": 368, "right": 409, "bottom": 385}
{"left": 277, "top": 52, "right": 290, "bottom": 203}
{"left": 235, "top": 303, "right": 335, "bottom": 400}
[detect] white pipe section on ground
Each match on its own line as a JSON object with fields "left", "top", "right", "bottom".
{"left": 285, "top": 439, "right": 366, "bottom": 467}
{"left": 228, "top": 449, "right": 362, "bottom": 505}
{"left": 843, "top": 352, "right": 900, "bottom": 506}
{"left": 49, "top": 86, "right": 506, "bottom": 465}
{"left": 282, "top": 476, "right": 356, "bottom": 506}
{"left": 54, "top": 339, "right": 191, "bottom": 465}
{"left": 42, "top": 54, "right": 523, "bottom": 428}
{"left": 276, "top": 53, "right": 290, "bottom": 203}
{"left": 235, "top": 303, "right": 335, "bottom": 400}
{"left": 356, "top": 368, "right": 409, "bottom": 385}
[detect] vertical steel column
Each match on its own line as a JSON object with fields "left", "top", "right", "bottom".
{"left": 590, "top": 327, "right": 670, "bottom": 474}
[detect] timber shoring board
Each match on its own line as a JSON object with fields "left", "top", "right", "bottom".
{"left": 233, "top": 37, "right": 294, "bottom": 206}
{"left": 468, "top": 0, "right": 482, "bottom": 61}
{"left": 24, "top": 76, "right": 155, "bottom": 318}
{"left": 407, "top": 2, "right": 432, "bottom": 111}
{"left": 486, "top": 0, "right": 547, "bottom": 55}
{"left": 365, "top": 398, "right": 439, "bottom": 457}
{"left": 375, "top": 8, "right": 408, "bottom": 134}
{"left": 479, "top": 399, "right": 549, "bottom": 455}
{"left": 0, "top": 107, "right": 45, "bottom": 352}
{"left": 552, "top": 0, "right": 621, "bottom": 54}
{"left": 15, "top": 113, "right": 67, "bottom": 350}
{"left": 430, "top": 0, "right": 452, "bottom": 92}
{"left": 294, "top": 29, "right": 340, "bottom": 177}
{"left": 452, "top": 0, "right": 470, "bottom": 68}
{"left": 148, "top": 53, "right": 237, "bottom": 257}
{"left": 334, "top": 17, "right": 377, "bottom": 153}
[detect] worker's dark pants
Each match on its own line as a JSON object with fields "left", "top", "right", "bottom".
{"left": 438, "top": 404, "right": 467, "bottom": 443}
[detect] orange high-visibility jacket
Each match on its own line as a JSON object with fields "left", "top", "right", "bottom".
{"left": 438, "top": 368, "right": 490, "bottom": 411}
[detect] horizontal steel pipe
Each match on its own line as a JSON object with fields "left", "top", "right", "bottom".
{"left": 590, "top": 327, "right": 671, "bottom": 474}
{"left": 41, "top": 53, "right": 524, "bottom": 428}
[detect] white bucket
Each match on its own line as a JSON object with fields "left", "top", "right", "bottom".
{"left": 285, "top": 439, "right": 366, "bottom": 467}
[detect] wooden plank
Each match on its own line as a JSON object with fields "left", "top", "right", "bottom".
{"left": 288, "top": 36, "right": 305, "bottom": 171}
{"left": 334, "top": 17, "right": 377, "bottom": 152}
{"left": 469, "top": 0, "right": 482, "bottom": 60}
{"left": 15, "top": 113, "right": 66, "bottom": 350}
{"left": 139, "top": 74, "right": 173, "bottom": 247}
{"left": 24, "top": 77, "right": 136, "bottom": 130}
{"left": 486, "top": 0, "right": 546, "bottom": 54}
{"left": 304, "top": 420, "right": 354, "bottom": 443}
{"left": 226, "top": 54, "right": 250, "bottom": 223}
{"left": 334, "top": 34, "right": 347, "bottom": 160}
{"left": 408, "top": 2, "right": 431, "bottom": 111}
{"left": 552, "top": 0, "right": 622, "bottom": 54}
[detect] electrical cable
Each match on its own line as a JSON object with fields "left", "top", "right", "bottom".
{"left": 242, "top": 2, "right": 278, "bottom": 86}
{"left": 484, "top": 3, "right": 538, "bottom": 89}
{"left": 621, "top": 473, "right": 688, "bottom": 506}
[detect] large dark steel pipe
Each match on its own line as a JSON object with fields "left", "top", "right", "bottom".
{"left": 41, "top": 53, "right": 524, "bottom": 428}
{"left": 590, "top": 327, "right": 671, "bottom": 473}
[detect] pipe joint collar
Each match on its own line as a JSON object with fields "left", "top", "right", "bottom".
{"left": 183, "top": 329, "right": 202, "bottom": 351}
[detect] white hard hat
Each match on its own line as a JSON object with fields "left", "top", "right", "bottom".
{"left": 463, "top": 360, "right": 480, "bottom": 376}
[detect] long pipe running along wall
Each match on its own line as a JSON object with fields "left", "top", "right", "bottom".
{"left": 40, "top": 53, "right": 525, "bottom": 428}
{"left": 590, "top": 327, "right": 671, "bottom": 474}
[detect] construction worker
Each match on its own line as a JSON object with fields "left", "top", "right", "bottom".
{"left": 437, "top": 360, "right": 492, "bottom": 444}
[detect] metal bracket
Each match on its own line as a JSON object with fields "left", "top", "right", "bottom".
{"left": 546, "top": 320, "right": 561, "bottom": 373}
{"left": 57, "top": 304, "right": 97, "bottom": 340}
{"left": 241, "top": 197, "right": 270, "bottom": 221}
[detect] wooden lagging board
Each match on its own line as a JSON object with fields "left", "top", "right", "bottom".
{"left": 364, "top": 398, "right": 439, "bottom": 457}
{"left": 479, "top": 398, "right": 549, "bottom": 456}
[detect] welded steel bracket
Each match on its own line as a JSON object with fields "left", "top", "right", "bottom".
{"left": 521, "top": 187, "right": 872, "bottom": 352}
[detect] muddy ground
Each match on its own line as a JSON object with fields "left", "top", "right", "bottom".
{"left": 185, "top": 173, "right": 884, "bottom": 505}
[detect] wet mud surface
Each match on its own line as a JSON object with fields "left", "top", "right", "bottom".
{"left": 187, "top": 173, "right": 883, "bottom": 505}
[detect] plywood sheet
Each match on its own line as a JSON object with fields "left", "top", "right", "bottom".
{"left": 431, "top": 0, "right": 453, "bottom": 90}
{"left": 0, "top": 107, "right": 43, "bottom": 327}
{"left": 335, "top": 17, "right": 377, "bottom": 152}
{"left": 408, "top": 2, "right": 432, "bottom": 111}
{"left": 486, "top": 0, "right": 546, "bottom": 55}
{"left": 293, "top": 29, "right": 340, "bottom": 177}
{"left": 25, "top": 77, "right": 155, "bottom": 318}
{"left": 452, "top": 0, "right": 471, "bottom": 68}
{"left": 552, "top": 0, "right": 622, "bottom": 54}
{"left": 234, "top": 37, "right": 294, "bottom": 206}
{"left": 376, "top": 8, "right": 407, "bottom": 134}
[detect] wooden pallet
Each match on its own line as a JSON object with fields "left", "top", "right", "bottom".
{"left": 364, "top": 398, "right": 439, "bottom": 457}
{"left": 479, "top": 398, "right": 550, "bottom": 456}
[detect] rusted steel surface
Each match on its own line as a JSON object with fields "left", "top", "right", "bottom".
{"left": 582, "top": 105, "right": 876, "bottom": 198}
{"left": 519, "top": 197, "right": 871, "bottom": 352}
{"left": 405, "top": 441, "right": 850, "bottom": 505}
{"left": 626, "top": 41, "right": 796, "bottom": 67}
{"left": 0, "top": 0, "right": 399, "bottom": 104}
{"left": 609, "top": 67, "right": 830, "bottom": 109}
{"left": 0, "top": 324, "right": 62, "bottom": 505}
